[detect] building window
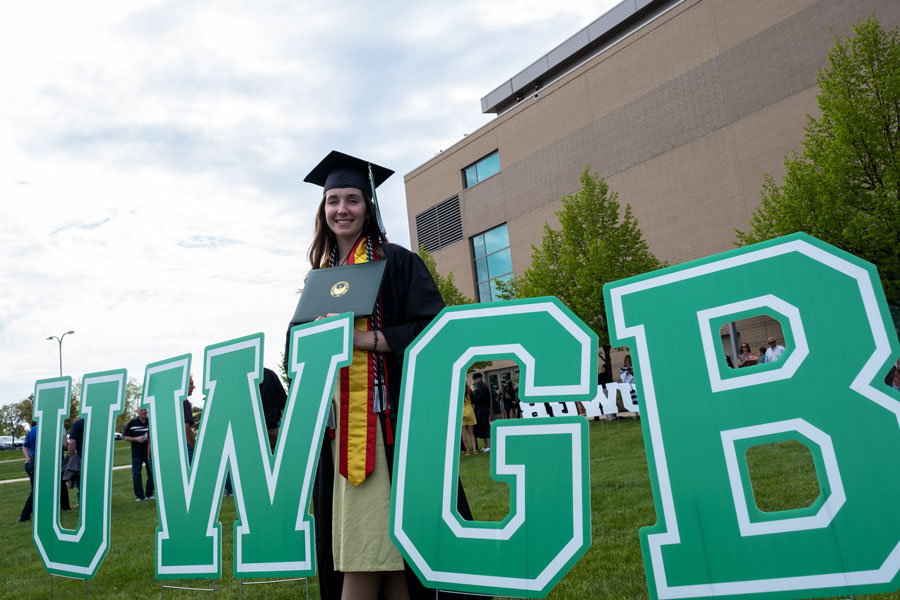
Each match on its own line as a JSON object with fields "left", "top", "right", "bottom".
{"left": 463, "top": 151, "right": 501, "bottom": 188}
{"left": 415, "top": 195, "right": 463, "bottom": 252}
{"left": 472, "top": 224, "right": 513, "bottom": 302}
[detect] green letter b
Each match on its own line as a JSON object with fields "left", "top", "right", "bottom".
{"left": 606, "top": 234, "right": 900, "bottom": 600}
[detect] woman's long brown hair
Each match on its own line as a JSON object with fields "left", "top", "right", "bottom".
{"left": 307, "top": 193, "right": 388, "bottom": 268}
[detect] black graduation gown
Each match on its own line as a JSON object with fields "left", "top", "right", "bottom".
{"left": 472, "top": 382, "right": 492, "bottom": 439}
{"left": 287, "top": 243, "right": 482, "bottom": 600}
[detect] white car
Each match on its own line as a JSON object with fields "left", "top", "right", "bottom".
{"left": 0, "top": 435, "right": 14, "bottom": 450}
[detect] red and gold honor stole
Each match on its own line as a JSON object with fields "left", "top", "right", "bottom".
{"left": 333, "top": 236, "right": 385, "bottom": 486}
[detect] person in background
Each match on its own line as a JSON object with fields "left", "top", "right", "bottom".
{"left": 598, "top": 362, "right": 613, "bottom": 386}
{"left": 886, "top": 356, "right": 900, "bottom": 391}
{"left": 460, "top": 386, "right": 477, "bottom": 456}
{"left": 619, "top": 355, "right": 638, "bottom": 408}
{"left": 764, "top": 337, "right": 786, "bottom": 363}
{"left": 184, "top": 375, "right": 196, "bottom": 465}
{"left": 123, "top": 408, "right": 154, "bottom": 502}
{"left": 260, "top": 367, "right": 288, "bottom": 451}
{"left": 18, "top": 421, "right": 38, "bottom": 522}
{"left": 737, "top": 343, "right": 759, "bottom": 368}
{"left": 472, "top": 373, "right": 492, "bottom": 452}
{"left": 501, "top": 378, "right": 519, "bottom": 419}
{"left": 66, "top": 417, "right": 85, "bottom": 499}
{"left": 758, "top": 346, "right": 769, "bottom": 364}
{"left": 59, "top": 437, "right": 71, "bottom": 511}
{"left": 224, "top": 367, "right": 286, "bottom": 496}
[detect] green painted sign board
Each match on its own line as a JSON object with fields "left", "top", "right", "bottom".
{"left": 29, "top": 233, "right": 900, "bottom": 599}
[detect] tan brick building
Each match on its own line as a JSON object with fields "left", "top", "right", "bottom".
{"left": 404, "top": 0, "right": 900, "bottom": 392}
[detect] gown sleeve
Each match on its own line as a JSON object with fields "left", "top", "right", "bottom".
{"left": 379, "top": 244, "right": 445, "bottom": 358}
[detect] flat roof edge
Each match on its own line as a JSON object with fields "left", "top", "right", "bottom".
{"left": 481, "top": 0, "right": 670, "bottom": 114}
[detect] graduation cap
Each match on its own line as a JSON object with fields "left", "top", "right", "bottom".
{"left": 304, "top": 150, "right": 394, "bottom": 234}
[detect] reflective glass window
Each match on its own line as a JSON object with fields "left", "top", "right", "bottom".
{"left": 464, "top": 166, "right": 478, "bottom": 188}
{"left": 472, "top": 235, "right": 486, "bottom": 258}
{"left": 476, "top": 152, "right": 501, "bottom": 181}
{"left": 462, "top": 151, "right": 501, "bottom": 188}
{"left": 490, "top": 274, "right": 513, "bottom": 300}
{"left": 484, "top": 224, "right": 509, "bottom": 254}
{"left": 487, "top": 251, "right": 512, "bottom": 278}
{"left": 478, "top": 282, "right": 491, "bottom": 302}
{"left": 475, "top": 257, "right": 488, "bottom": 282}
{"left": 471, "top": 223, "right": 514, "bottom": 303}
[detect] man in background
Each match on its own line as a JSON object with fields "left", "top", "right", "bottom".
{"left": 185, "top": 375, "right": 196, "bottom": 464}
{"left": 65, "top": 417, "right": 85, "bottom": 499}
{"left": 123, "top": 408, "right": 154, "bottom": 502}
{"left": 764, "top": 337, "right": 786, "bottom": 363}
{"left": 260, "top": 367, "right": 287, "bottom": 451}
{"left": 17, "top": 421, "right": 38, "bottom": 522}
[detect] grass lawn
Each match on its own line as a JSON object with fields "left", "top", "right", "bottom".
{"left": 0, "top": 422, "right": 895, "bottom": 599}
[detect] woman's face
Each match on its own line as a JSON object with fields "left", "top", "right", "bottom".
{"left": 324, "top": 187, "right": 368, "bottom": 242}
{"left": 741, "top": 344, "right": 750, "bottom": 352}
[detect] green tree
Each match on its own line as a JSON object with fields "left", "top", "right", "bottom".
{"left": 13, "top": 396, "right": 34, "bottom": 436}
{"left": 68, "top": 380, "right": 82, "bottom": 431}
{"left": 114, "top": 378, "right": 143, "bottom": 434}
{"left": 418, "top": 246, "right": 475, "bottom": 306}
{"left": 0, "top": 404, "right": 18, "bottom": 436}
{"left": 0, "top": 397, "right": 32, "bottom": 437}
{"left": 497, "top": 168, "right": 664, "bottom": 370}
{"left": 736, "top": 17, "right": 900, "bottom": 326}
{"left": 15, "top": 395, "right": 33, "bottom": 420}
{"left": 419, "top": 245, "right": 492, "bottom": 374}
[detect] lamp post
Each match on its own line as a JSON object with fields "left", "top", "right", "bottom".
{"left": 46, "top": 330, "right": 75, "bottom": 377}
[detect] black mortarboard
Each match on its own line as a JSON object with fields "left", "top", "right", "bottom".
{"left": 304, "top": 150, "right": 393, "bottom": 194}
{"left": 304, "top": 150, "right": 393, "bottom": 234}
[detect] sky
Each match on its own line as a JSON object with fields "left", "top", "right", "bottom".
{"left": 0, "top": 0, "right": 619, "bottom": 410}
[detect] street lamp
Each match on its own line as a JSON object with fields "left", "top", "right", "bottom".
{"left": 46, "top": 330, "right": 75, "bottom": 377}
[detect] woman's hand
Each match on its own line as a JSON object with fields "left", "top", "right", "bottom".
{"left": 314, "top": 312, "right": 341, "bottom": 321}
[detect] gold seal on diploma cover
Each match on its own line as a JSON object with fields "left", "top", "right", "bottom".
{"left": 330, "top": 281, "right": 349, "bottom": 297}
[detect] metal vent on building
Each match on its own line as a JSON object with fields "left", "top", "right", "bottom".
{"left": 415, "top": 195, "right": 462, "bottom": 252}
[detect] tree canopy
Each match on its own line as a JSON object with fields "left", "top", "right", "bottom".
{"left": 497, "top": 167, "right": 664, "bottom": 368}
{"left": 418, "top": 246, "right": 475, "bottom": 306}
{"left": 735, "top": 17, "right": 900, "bottom": 322}
{"left": 419, "top": 245, "right": 492, "bottom": 374}
{"left": 0, "top": 400, "right": 31, "bottom": 437}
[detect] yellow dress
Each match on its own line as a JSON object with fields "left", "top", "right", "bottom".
{"left": 462, "top": 395, "right": 476, "bottom": 426}
{"left": 330, "top": 396, "right": 404, "bottom": 572}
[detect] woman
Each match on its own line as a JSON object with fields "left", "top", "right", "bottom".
{"left": 300, "top": 151, "right": 473, "bottom": 600}
{"left": 461, "top": 386, "right": 477, "bottom": 455}
{"left": 502, "top": 379, "right": 519, "bottom": 419}
{"left": 619, "top": 355, "right": 634, "bottom": 385}
{"left": 737, "top": 343, "right": 759, "bottom": 368}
